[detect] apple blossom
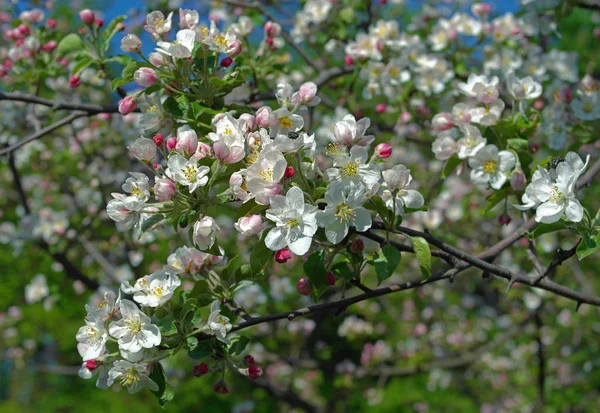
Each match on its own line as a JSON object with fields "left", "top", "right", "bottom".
{"left": 193, "top": 216, "right": 220, "bottom": 251}
{"left": 107, "top": 360, "right": 159, "bottom": 394}
{"left": 235, "top": 215, "right": 263, "bottom": 236}
{"left": 108, "top": 299, "right": 161, "bottom": 353}
{"left": 468, "top": 144, "right": 516, "bottom": 190}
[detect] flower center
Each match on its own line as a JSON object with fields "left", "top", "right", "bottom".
{"left": 131, "top": 187, "right": 142, "bottom": 198}
{"left": 183, "top": 165, "right": 198, "bottom": 182}
{"left": 97, "top": 299, "right": 108, "bottom": 309}
{"left": 341, "top": 161, "right": 359, "bottom": 177}
{"left": 214, "top": 34, "right": 228, "bottom": 47}
{"left": 151, "top": 286, "right": 164, "bottom": 297}
{"left": 549, "top": 185, "right": 566, "bottom": 203}
{"left": 483, "top": 160, "right": 497, "bottom": 174}
{"left": 120, "top": 368, "right": 140, "bottom": 387}
{"left": 335, "top": 203, "right": 356, "bottom": 223}
{"left": 279, "top": 117, "right": 293, "bottom": 129}
{"left": 286, "top": 219, "right": 299, "bottom": 228}
{"left": 146, "top": 105, "right": 158, "bottom": 113}
{"left": 125, "top": 318, "right": 142, "bottom": 334}
{"left": 259, "top": 168, "right": 274, "bottom": 181}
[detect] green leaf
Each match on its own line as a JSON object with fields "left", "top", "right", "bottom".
{"left": 528, "top": 221, "right": 567, "bottom": 239}
{"left": 72, "top": 56, "right": 93, "bottom": 76}
{"left": 303, "top": 250, "right": 328, "bottom": 288}
{"left": 191, "top": 102, "right": 222, "bottom": 119}
{"left": 220, "top": 255, "right": 242, "bottom": 282}
{"left": 330, "top": 261, "right": 354, "bottom": 280}
{"left": 139, "top": 214, "right": 165, "bottom": 238}
{"left": 103, "top": 15, "right": 127, "bottom": 39}
{"left": 442, "top": 155, "right": 462, "bottom": 179}
{"left": 366, "top": 195, "right": 391, "bottom": 225}
{"left": 105, "top": 54, "right": 134, "bottom": 67}
{"left": 149, "top": 362, "right": 174, "bottom": 407}
{"left": 507, "top": 138, "right": 529, "bottom": 152}
{"left": 577, "top": 234, "right": 600, "bottom": 260}
{"left": 157, "top": 317, "right": 177, "bottom": 336}
{"left": 189, "top": 340, "right": 213, "bottom": 360}
{"left": 250, "top": 231, "right": 273, "bottom": 274}
{"left": 111, "top": 77, "right": 129, "bottom": 90}
{"left": 372, "top": 244, "right": 401, "bottom": 282}
{"left": 408, "top": 236, "right": 432, "bottom": 279}
{"left": 235, "top": 199, "right": 267, "bottom": 219}
{"left": 186, "top": 336, "right": 198, "bottom": 351}
{"left": 484, "top": 187, "right": 510, "bottom": 214}
{"left": 57, "top": 33, "right": 83, "bottom": 57}
{"left": 228, "top": 336, "right": 250, "bottom": 355}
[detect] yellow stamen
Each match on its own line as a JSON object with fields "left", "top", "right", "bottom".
{"left": 483, "top": 160, "right": 498, "bottom": 174}
{"left": 335, "top": 204, "right": 356, "bottom": 223}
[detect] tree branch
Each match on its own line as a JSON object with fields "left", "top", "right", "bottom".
{"left": 0, "top": 92, "right": 126, "bottom": 114}
{"left": 0, "top": 112, "right": 87, "bottom": 156}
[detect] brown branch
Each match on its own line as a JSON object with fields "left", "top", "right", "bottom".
{"left": 574, "top": 0, "right": 600, "bottom": 11}
{"left": 0, "top": 92, "right": 125, "bottom": 114}
{"left": 244, "top": 375, "right": 318, "bottom": 413}
{"left": 0, "top": 112, "right": 87, "bottom": 156}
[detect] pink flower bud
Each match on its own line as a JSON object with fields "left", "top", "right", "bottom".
{"left": 380, "top": 0, "right": 387, "bottom": 4}
{"left": 46, "top": 18, "right": 57, "bottom": 29}
{"left": 498, "top": 212, "right": 511, "bottom": 226}
{"left": 154, "top": 178, "right": 176, "bottom": 201}
{"left": 264, "top": 21, "right": 281, "bottom": 37}
{"left": 85, "top": 360, "right": 98, "bottom": 370}
{"left": 79, "top": 9, "right": 95, "bottom": 25}
{"left": 95, "top": 18, "right": 104, "bottom": 28}
{"left": 256, "top": 106, "right": 272, "bottom": 128}
{"left": 166, "top": 137, "right": 178, "bottom": 150}
{"left": 510, "top": 166, "right": 527, "bottom": 192}
{"left": 472, "top": 3, "right": 491, "bottom": 18}
{"left": 296, "top": 278, "right": 312, "bottom": 296}
{"left": 234, "top": 215, "right": 263, "bottom": 236}
{"left": 299, "top": 81, "right": 318, "bottom": 103}
{"left": 213, "top": 380, "right": 229, "bottom": 394}
{"left": 239, "top": 113, "right": 256, "bottom": 132}
{"left": 345, "top": 55, "right": 354, "bottom": 66}
{"left": 193, "top": 363, "right": 209, "bottom": 377}
{"left": 68, "top": 75, "right": 81, "bottom": 88}
{"left": 41, "top": 41, "right": 57, "bottom": 52}
{"left": 275, "top": 248, "right": 292, "bottom": 263}
{"left": 244, "top": 355, "right": 255, "bottom": 365}
{"left": 374, "top": 143, "right": 392, "bottom": 158}
{"left": 133, "top": 67, "right": 158, "bottom": 87}
{"left": 284, "top": 165, "right": 295, "bottom": 178}
{"left": 533, "top": 98, "right": 544, "bottom": 111}
{"left": 560, "top": 88, "right": 573, "bottom": 103}
{"left": 595, "top": 27, "right": 600, "bottom": 39}
{"left": 228, "top": 40, "right": 242, "bottom": 57}
{"left": 528, "top": 142, "right": 539, "bottom": 154}
{"left": 220, "top": 57, "right": 233, "bottom": 67}
{"left": 193, "top": 142, "right": 212, "bottom": 160}
{"left": 350, "top": 238, "right": 364, "bottom": 253}
{"left": 118, "top": 96, "right": 136, "bottom": 115}
{"left": 248, "top": 364, "right": 262, "bottom": 380}
{"left": 375, "top": 103, "right": 386, "bottom": 113}
{"left": 149, "top": 52, "right": 166, "bottom": 67}
{"left": 326, "top": 272, "right": 336, "bottom": 286}
{"left": 153, "top": 133, "right": 164, "bottom": 146}
{"left": 120, "top": 34, "right": 141, "bottom": 53}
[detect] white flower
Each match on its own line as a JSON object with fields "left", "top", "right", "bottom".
{"left": 506, "top": 72, "right": 542, "bottom": 100}
{"left": 179, "top": 8, "right": 199, "bottom": 29}
{"left": 264, "top": 186, "right": 318, "bottom": 255}
{"left": 317, "top": 182, "right": 372, "bottom": 243}
{"left": 167, "top": 154, "right": 210, "bottom": 193}
{"left": 157, "top": 29, "right": 196, "bottom": 58}
{"left": 206, "top": 21, "right": 238, "bottom": 54}
{"left": 571, "top": 93, "right": 600, "bottom": 121}
{"left": 207, "top": 301, "right": 232, "bottom": 343}
{"left": 78, "top": 362, "right": 110, "bottom": 389}
{"left": 107, "top": 360, "right": 159, "bottom": 394}
{"left": 121, "top": 269, "right": 181, "bottom": 307}
{"left": 144, "top": 11, "right": 173, "bottom": 37}
{"left": 25, "top": 274, "right": 49, "bottom": 304}
{"left": 458, "top": 74, "right": 499, "bottom": 103}
{"left": 470, "top": 99, "right": 505, "bottom": 126}
{"left": 121, "top": 173, "right": 150, "bottom": 211}
{"left": 76, "top": 317, "right": 108, "bottom": 361}
{"left": 515, "top": 153, "right": 589, "bottom": 223}
{"left": 175, "top": 125, "right": 199, "bottom": 156}
{"left": 85, "top": 290, "right": 118, "bottom": 322}
{"left": 246, "top": 147, "right": 287, "bottom": 205}
{"left": 230, "top": 16, "right": 253, "bottom": 36}
{"left": 468, "top": 144, "right": 516, "bottom": 190}
{"left": 432, "top": 131, "right": 458, "bottom": 161}
{"left": 268, "top": 108, "right": 304, "bottom": 137}
{"left": 381, "top": 165, "right": 425, "bottom": 215}
{"left": 108, "top": 300, "right": 161, "bottom": 354}
{"left": 325, "top": 146, "right": 381, "bottom": 193}
{"left": 456, "top": 124, "right": 486, "bottom": 159}
{"left": 166, "top": 246, "right": 208, "bottom": 274}
{"left": 208, "top": 114, "right": 246, "bottom": 164}
{"left": 128, "top": 137, "right": 156, "bottom": 163}
{"left": 333, "top": 115, "right": 375, "bottom": 148}
{"left": 193, "top": 216, "right": 221, "bottom": 250}
{"left": 106, "top": 193, "right": 139, "bottom": 228}
{"left": 235, "top": 215, "right": 263, "bottom": 236}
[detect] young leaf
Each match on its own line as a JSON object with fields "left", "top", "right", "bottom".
{"left": 188, "top": 340, "right": 213, "bottom": 359}
{"left": 408, "top": 236, "right": 432, "bottom": 278}
{"left": 56, "top": 33, "right": 83, "bottom": 57}
{"left": 149, "top": 362, "right": 174, "bottom": 407}
{"left": 372, "top": 244, "right": 401, "bottom": 282}
{"left": 576, "top": 234, "right": 600, "bottom": 260}
{"left": 303, "top": 250, "right": 328, "bottom": 288}
{"left": 250, "top": 231, "right": 273, "bottom": 274}
{"left": 442, "top": 155, "right": 462, "bottom": 179}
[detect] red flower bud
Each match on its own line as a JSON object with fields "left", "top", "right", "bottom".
{"left": 350, "top": 238, "right": 365, "bottom": 253}
{"left": 46, "top": 18, "right": 57, "bottom": 29}
{"left": 220, "top": 57, "right": 233, "bottom": 68}
{"left": 68, "top": 75, "right": 81, "bottom": 88}
{"left": 244, "top": 355, "right": 255, "bottom": 365}
{"left": 153, "top": 133, "right": 165, "bottom": 147}
{"left": 296, "top": 278, "right": 312, "bottom": 296}
{"left": 284, "top": 165, "right": 295, "bottom": 178}
{"left": 326, "top": 272, "right": 336, "bottom": 286}
{"left": 345, "top": 55, "right": 354, "bottom": 66}
{"left": 213, "top": 380, "right": 229, "bottom": 394}
{"left": 275, "top": 248, "right": 292, "bottom": 263}
{"left": 248, "top": 364, "right": 262, "bottom": 380}
{"left": 85, "top": 359, "right": 98, "bottom": 370}
{"left": 375, "top": 103, "right": 386, "bottom": 113}
{"left": 166, "top": 137, "right": 178, "bottom": 150}
{"left": 374, "top": 143, "right": 392, "bottom": 159}
{"left": 79, "top": 9, "right": 95, "bottom": 25}
{"left": 193, "top": 363, "right": 209, "bottom": 377}
{"left": 95, "top": 18, "right": 104, "bottom": 28}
